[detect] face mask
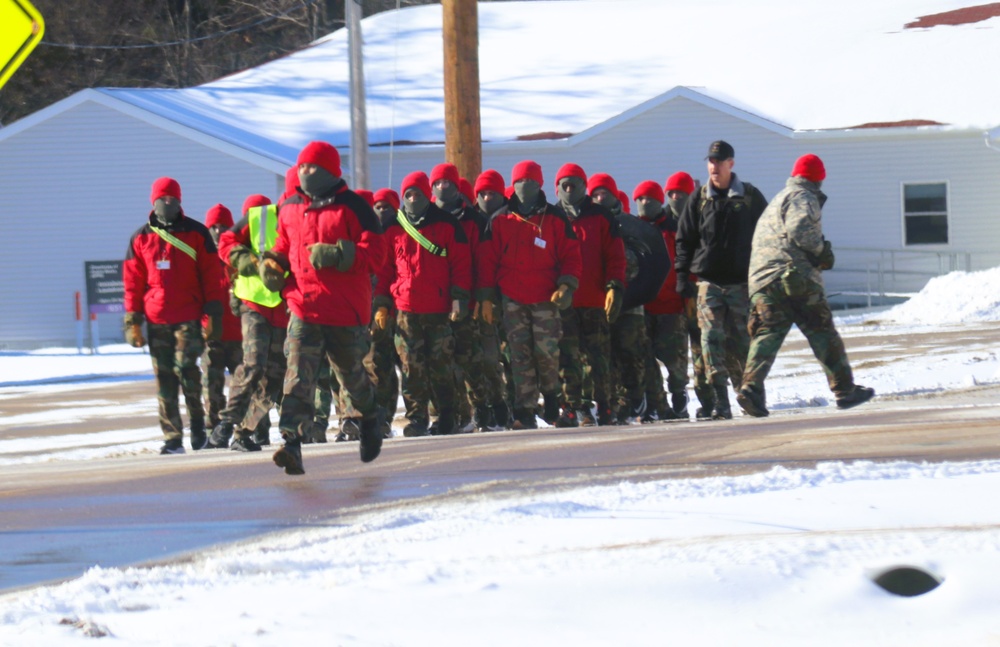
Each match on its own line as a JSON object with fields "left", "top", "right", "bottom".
{"left": 433, "top": 182, "right": 460, "bottom": 207}
{"left": 209, "top": 226, "right": 223, "bottom": 246}
{"left": 403, "top": 191, "right": 431, "bottom": 219}
{"left": 514, "top": 180, "right": 540, "bottom": 211}
{"left": 477, "top": 193, "right": 504, "bottom": 215}
{"left": 153, "top": 199, "right": 181, "bottom": 226}
{"left": 374, "top": 204, "right": 396, "bottom": 223}
{"left": 637, "top": 198, "right": 663, "bottom": 219}
{"left": 299, "top": 167, "right": 339, "bottom": 198}
{"left": 557, "top": 178, "right": 587, "bottom": 207}
{"left": 668, "top": 194, "right": 689, "bottom": 217}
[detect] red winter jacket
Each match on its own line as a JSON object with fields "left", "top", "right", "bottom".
{"left": 477, "top": 193, "right": 582, "bottom": 305}
{"left": 641, "top": 211, "right": 684, "bottom": 315}
{"left": 124, "top": 212, "right": 226, "bottom": 325}
{"left": 270, "top": 184, "right": 386, "bottom": 327}
{"left": 553, "top": 198, "right": 626, "bottom": 309}
{"left": 376, "top": 205, "right": 473, "bottom": 314}
{"left": 218, "top": 211, "right": 291, "bottom": 329}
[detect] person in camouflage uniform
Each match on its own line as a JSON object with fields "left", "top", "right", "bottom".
{"left": 477, "top": 161, "right": 582, "bottom": 429}
{"left": 123, "top": 177, "right": 226, "bottom": 454}
{"left": 374, "top": 171, "right": 472, "bottom": 438}
{"left": 632, "top": 179, "right": 689, "bottom": 422}
{"left": 463, "top": 169, "right": 513, "bottom": 430}
{"left": 201, "top": 204, "right": 244, "bottom": 432}
{"left": 736, "top": 154, "right": 875, "bottom": 417}
{"left": 431, "top": 162, "right": 493, "bottom": 433}
{"left": 208, "top": 193, "right": 289, "bottom": 451}
{"left": 551, "top": 167, "right": 626, "bottom": 427}
{"left": 260, "top": 141, "right": 387, "bottom": 475}
{"left": 675, "top": 141, "right": 768, "bottom": 420}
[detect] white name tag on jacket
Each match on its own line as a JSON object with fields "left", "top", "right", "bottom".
{"left": 156, "top": 260, "right": 171, "bottom": 270}
{"left": 534, "top": 237, "right": 546, "bottom": 249}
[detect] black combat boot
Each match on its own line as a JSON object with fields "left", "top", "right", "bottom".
{"left": 359, "top": 409, "right": 384, "bottom": 463}
{"left": 159, "top": 437, "right": 185, "bottom": 455}
{"left": 671, "top": 391, "right": 690, "bottom": 419}
{"left": 736, "top": 385, "right": 769, "bottom": 418}
{"left": 230, "top": 430, "right": 262, "bottom": 452}
{"left": 711, "top": 384, "right": 733, "bottom": 420}
{"left": 434, "top": 410, "right": 458, "bottom": 436}
{"left": 555, "top": 408, "right": 579, "bottom": 428}
{"left": 541, "top": 393, "right": 561, "bottom": 425}
{"left": 334, "top": 418, "right": 359, "bottom": 442}
{"left": 836, "top": 385, "right": 875, "bottom": 410}
{"left": 207, "top": 421, "right": 233, "bottom": 449}
{"left": 511, "top": 408, "right": 537, "bottom": 430}
{"left": 490, "top": 401, "right": 510, "bottom": 430}
{"left": 272, "top": 433, "right": 305, "bottom": 475}
{"left": 190, "top": 418, "right": 208, "bottom": 451}
{"left": 403, "top": 418, "right": 429, "bottom": 437}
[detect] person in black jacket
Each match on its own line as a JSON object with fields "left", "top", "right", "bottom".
{"left": 674, "top": 140, "right": 768, "bottom": 419}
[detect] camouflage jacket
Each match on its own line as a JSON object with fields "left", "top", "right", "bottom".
{"left": 748, "top": 176, "right": 828, "bottom": 295}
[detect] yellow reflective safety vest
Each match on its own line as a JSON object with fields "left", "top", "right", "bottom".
{"left": 233, "top": 204, "right": 283, "bottom": 307}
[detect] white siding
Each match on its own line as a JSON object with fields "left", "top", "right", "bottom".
{"left": 0, "top": 101, "right": 281, "bottom": 348}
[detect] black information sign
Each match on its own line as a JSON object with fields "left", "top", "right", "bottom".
{"left": 85, "top": 261, "right": 125, "bottom": 314}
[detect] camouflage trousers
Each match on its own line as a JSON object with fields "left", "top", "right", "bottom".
{"left": 279, "top": 314, "right": 376, "bottom": 439}
{"left": 643, "top": 311, "right": 689, "bottom": 411}
{"left": 452, "top": 315, "right": 506, "bottom": 412}
{"left": 743, "top": 281, "right": 855, "bottom": 398}
{"left": 148, "top": 320, "right": 204, "bottom": 441}
{"left": 696, "top": 281, "right": 750, "bottom": 389}
{"left": 559, "top": 307, "right": 610, "bottom": 409}
{"left": 503, "top": 297, "right": 562, "bottom": 412}
{"left": 610, "top": 310, "right": 648, "bottom": 410}
{"left": 202, "top": 339, "right": 242, "bottom": 427}
{"left": 314, "top": 319, "right": 393, "bottom": 430}
{"left": 370, "top": 318, "right": 400, "bottom": 416}
{"left": 220, "top": 307, "right": 286, "bottom": 433}
{"left": 395, "top": 311, "right": 456, "bottom": 425}
{"left": 685, "top": 299, "right": 714, "bottom": 412}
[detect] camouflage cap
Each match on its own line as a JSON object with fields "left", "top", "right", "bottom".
{"left": 706, "top": 140, "right": 735, "bottom": 160}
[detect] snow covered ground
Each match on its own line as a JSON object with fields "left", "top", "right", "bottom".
{"left": 0, "top": 269, "right": 999, "bottom": 645}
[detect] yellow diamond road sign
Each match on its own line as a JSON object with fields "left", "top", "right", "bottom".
{"left": 0, "top": 0, "right": 44, "bottom": 89}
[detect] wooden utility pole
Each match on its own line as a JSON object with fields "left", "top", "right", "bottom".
{"left": 346, "top": 0, "right": 370, "bottom": 189}
{"left": 442, "top": 0, "right": 482, "bottom": 182}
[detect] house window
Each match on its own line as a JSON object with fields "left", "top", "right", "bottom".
{"left": 903, "top": 182, "right": 948, "bottom": 245}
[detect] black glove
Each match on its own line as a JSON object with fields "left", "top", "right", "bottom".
{"left": 675, "top": 273, "right": 696, "bottom": 299}
{"left": 259, "top": 257, "right": 286, "bottom": 292}
{"left": 308, "top": 243, "right": 340, "bottom": 270}
{"left": 817, "top": 239, "right": 835, "bottom": 271}
{"left": 203, "top": 301, "right": 223, "bottom": 342}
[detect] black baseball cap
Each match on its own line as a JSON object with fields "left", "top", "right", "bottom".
{"left": 706, "top": 140, "right": 735, "bottom": 160}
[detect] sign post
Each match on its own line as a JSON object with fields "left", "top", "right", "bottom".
{"left": 0, "top": 0, "right": 44, "bottom": 89}
{"left": 84, "top": 261, "right": 125, "bottom": 353}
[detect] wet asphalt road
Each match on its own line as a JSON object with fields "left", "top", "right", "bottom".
{"left": 1, "top": 379, "right": 999, "bottom": 593}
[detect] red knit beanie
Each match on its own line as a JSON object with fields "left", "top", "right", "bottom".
{"left": 242, "top": 194, "right": 271, "bottom": 215}
{"left": 555, "top": 163, "right": 587, "bottom": 185}
{"left": 505, "top": 185, "right": 515, "bottom": 199}
{"left": 430, "top": 162, "right": 461, "bottom": 187}
{"left": 373, "top": 188, "right": 400, "bottom": 211}
{"left": 401, "top": 171, "right": 433, "bottom": 202}
{"left": 205, "top": 204, "right": 233, "bottom": 228}
{"left": 356, "top": 189, "right": 375, "bottom": 207}
{"left": 618, "top": 190, "right": 631, "bottom": 214}
{"left": 665, "top": 171, "right": 696, "bottom": 195}
{"left": 297, "top": 141, "right": 342, "bottom": 178}
{"left": 511, "top": 160, "right": 544, "bottom": 186}
{"left": 150, "top": 177, "right": 181, "bottom": 204}
{"left": 587, "top": 172, "right": 619, "bottom": 197}
{"left": 791, "top": 154, "right": 826, "bottom": 182}
{"left": 459, "top": 178, "right": 475, "bottom": 204}
{"left": 633, "top": 180, "right": 665, "bottom": 204}
{"left": 284, "top": 166, "right": 299, "bottom": 194}
{"left": 475, "top": 169, "right": 506, "bottom": 196}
